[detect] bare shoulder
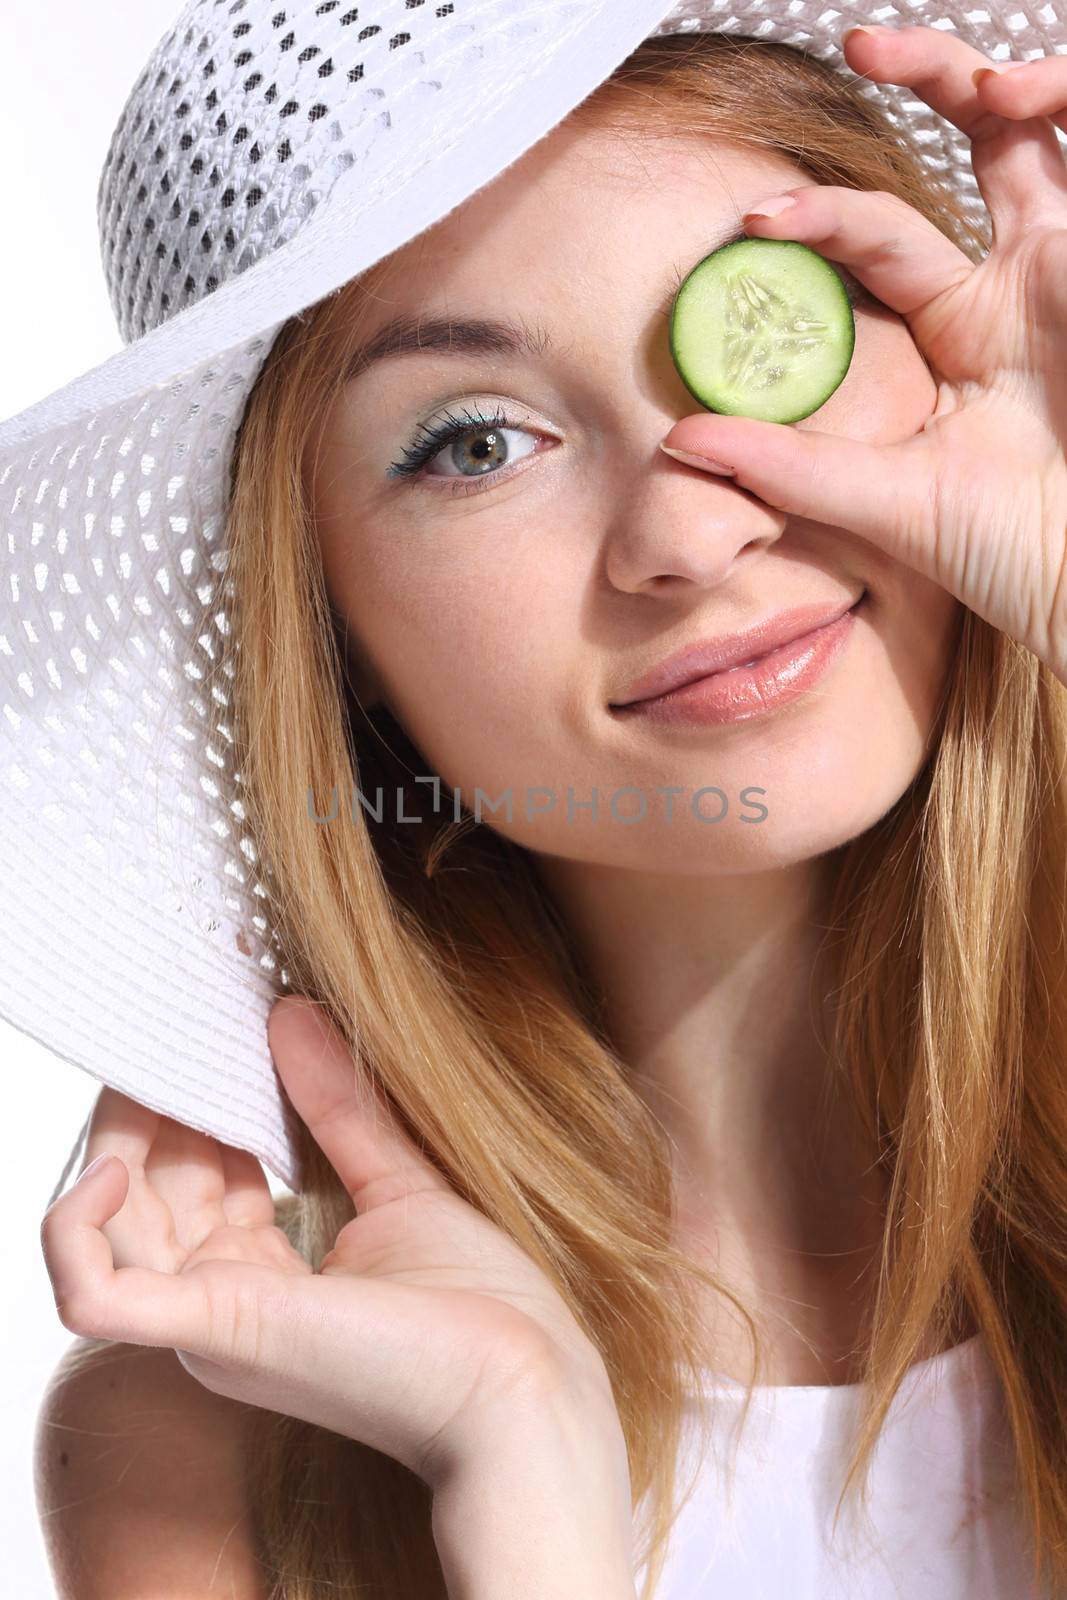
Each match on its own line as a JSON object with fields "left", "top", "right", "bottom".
{"left": 35, "top": 1335, "right": 268, "bottom": 1599}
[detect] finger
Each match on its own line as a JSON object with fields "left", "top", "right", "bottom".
{"left": 742, "top": 181, "right": 975, "bottom": 320}
{"left": 973, "top": 54, "right": 1067, "bottom": 136}
{"left": 973, "top": 58, "right": 1067, "bottom": 151}
{"left": 268, "top": 996, "right": 452, "bottom": 1212}
{"left": 82, "top": 1088, "right": 222, "bottom": 1263}
{"left": 83, "top": 1084, "right": 163, "bottom": 1171}
{"left": 40, "top": 1155, "right": 217, "bottom": 1352}
{"left": 219, "top": 1142, "right": 277, "bottom": 1229}
{"left": 142, "top": 1116, "right": 229, "bottom": 1249}
{"left": 844, "top": 25, "right": 1067, "bottom": 246}
{"left": 77, "top": 1089, "right": 188, "bottom": 1273}
{"left": 658, "top": 418, "right": 943, "bottom": 594}
{"left": 88, "top": 1085, "right": 271, "bottom": 1243}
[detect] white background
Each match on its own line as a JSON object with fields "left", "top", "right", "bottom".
{"left": 2, "top": 6, "right": 292, "bottom": 1593}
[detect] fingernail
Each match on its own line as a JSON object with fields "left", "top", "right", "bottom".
{"left": 744, "top": 194, "right": 796, "bottom": 220}
{"left": 845, "top": 26, "right": 880, "bottom": 42}
{"left": 76, "top": 1153, "right": 113, "bottom": 1184}
{"left": 973, "top": 62, "right": 1029, "bottom": 85}
{"left": 660, "top": 444, "right": 735, "bottom": 476}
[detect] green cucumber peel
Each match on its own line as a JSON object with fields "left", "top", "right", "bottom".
{"left": 668, "top": 237, "right": 856, "bottom": 424}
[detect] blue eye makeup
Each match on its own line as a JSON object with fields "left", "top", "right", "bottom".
{"left": 386, "top": 402, "right": 546, "bottom": 498}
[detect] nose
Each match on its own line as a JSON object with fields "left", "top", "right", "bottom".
{"left": 601, "top": 452, "right": 787, "bottom": 595}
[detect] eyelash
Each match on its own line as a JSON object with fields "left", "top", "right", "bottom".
{"left": 386, "top": 404, "right": 541, "bottom": 499}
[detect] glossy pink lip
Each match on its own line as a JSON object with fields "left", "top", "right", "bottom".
{"left": 609, "top": 595, "right": 865, "bottom": 708}
{"left": 615, "top": 602, "right": 863, "bottom": 727}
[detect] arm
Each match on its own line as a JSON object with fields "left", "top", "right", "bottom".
{"left": 34, "top": 1337, "right": 267, "bottom": 1600}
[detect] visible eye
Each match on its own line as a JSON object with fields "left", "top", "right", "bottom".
{"left": 386, "top": 403, "right": 550, "bottom": 497}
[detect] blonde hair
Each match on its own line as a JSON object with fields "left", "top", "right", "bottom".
{"left": 57, "top": 32, "right": 1067, "bottom": 1598}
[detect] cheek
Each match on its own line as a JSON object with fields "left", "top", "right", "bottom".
{"left": 896, "top": 579, "right": 963, "bottom": 727}
{"left": 859, "top": 575, "right": 962, "bottom": 772}
{"left": 335, "top": 549, "right": 576, "bottom": 785}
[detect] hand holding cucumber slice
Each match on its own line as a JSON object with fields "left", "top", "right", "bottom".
{"left": 669, "top": 239, "right": 855, "bottom": 424}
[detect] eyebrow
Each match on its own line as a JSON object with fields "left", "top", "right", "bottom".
{"left": 341, "top": 223, "right": 759, "bottom": 382}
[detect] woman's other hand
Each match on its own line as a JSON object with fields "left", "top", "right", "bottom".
{"left": 39, "top": 996, "right": 628, "bottom": 1497}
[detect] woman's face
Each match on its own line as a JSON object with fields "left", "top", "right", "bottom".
{"left": 311, "top": 117, "right": 961, "bottom": 874}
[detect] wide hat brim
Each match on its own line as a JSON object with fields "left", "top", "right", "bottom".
{"left": 0, "top": 0, "right": 1050, "bottom": 1197}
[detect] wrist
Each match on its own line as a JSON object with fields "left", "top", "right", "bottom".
{"left": 429, "top": 1382, "right": 637, "bottom": 1600}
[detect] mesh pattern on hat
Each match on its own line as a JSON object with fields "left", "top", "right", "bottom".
{"left": 99, "top": 0, "right": 556, "bottom": 343}
{"left": 1, "top": 345, "right": 283, "bottom": 1010}
{"left": 1, "top": 324, "right": 318, "bottom": 1187}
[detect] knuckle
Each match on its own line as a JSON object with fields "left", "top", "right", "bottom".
{"left": 39, "top": 1207, "right": 64, "bottom": 1249}
{"left": 56, "top": 1290, "right": 106, "bottom": 1338}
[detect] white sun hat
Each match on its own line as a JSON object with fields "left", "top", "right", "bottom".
{"left": 2, "top": 0, "right": 1057, "bottom": 1200}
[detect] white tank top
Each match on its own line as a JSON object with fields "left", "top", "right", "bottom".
{"left": 635, "top": 1334, "right": 1053, "bottom": 1598}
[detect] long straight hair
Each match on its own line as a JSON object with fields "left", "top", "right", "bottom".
{"left": 56, "top": 32, "right": 1067, "bottom": 1598}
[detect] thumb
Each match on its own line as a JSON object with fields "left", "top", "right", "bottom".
{"left": 660, "top": 417, "right": 941, "bottom": 581}
{"left": 268, "top": 995, "right": 452, "bottom": 1211}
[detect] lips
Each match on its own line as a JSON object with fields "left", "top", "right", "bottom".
{"left": 611, "top": 593, "right": 866, "bottom": 708}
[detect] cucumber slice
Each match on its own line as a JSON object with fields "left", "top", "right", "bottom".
{"left": 669, "top": 238, "right": 855, "bottom": 424}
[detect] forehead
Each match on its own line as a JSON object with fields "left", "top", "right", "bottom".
{"left": 362, "top": 119, "right": 808, "bottom": 312}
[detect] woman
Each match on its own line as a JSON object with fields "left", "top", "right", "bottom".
{"left": 29, "top": 11, "right": 1067, "bottom": 1600}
